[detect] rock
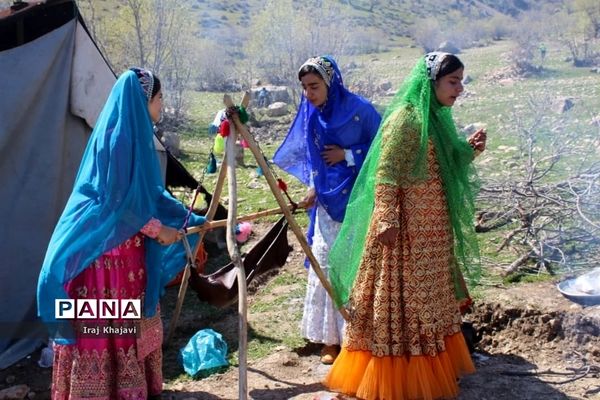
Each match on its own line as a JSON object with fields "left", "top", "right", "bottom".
{"left": 266, "top": 102, "right": 288, "bottom": 117}
{"left": 437, "top": 41, "right": 461, "bottom": 54}
{"left": 498, "top": 78, "right": 516, "bottom": 86}
{"left": 250, "top": 85, "right": 290, "bottom": 106}
{"left": 378, "top": 80, "right": 392, "bottom": 91}
{"left": 251, "top": 78, "right": 262, "bottom": 87}
{"left": 554, "top": 97, "right": 574, "bottom": 113}
{"left": 463, "top": 75, "right": 473, "bottom": 84}
{"left": 0, "top": 385, "right": 29, "bottom": 400}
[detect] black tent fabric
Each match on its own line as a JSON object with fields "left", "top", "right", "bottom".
{"left": 0, "top": 0, "right": 201, "bottom": 368}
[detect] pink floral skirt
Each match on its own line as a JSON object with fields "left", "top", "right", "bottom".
{"left": 52, "top": 234, "right": 163, "bottom": 400}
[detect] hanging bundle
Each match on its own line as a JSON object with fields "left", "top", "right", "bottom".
{"left": 219, "top": 119, "right": 230, "bottom": 137}
{"left": 206, "top": 152, "right": 217, "bottom": 174}
{"left": 214, "top": 134, "right": 225, "bottom": 155}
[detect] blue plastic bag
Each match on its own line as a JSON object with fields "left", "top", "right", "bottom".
{"left": 179, "top": 328, "right": 229, "bottom": 377}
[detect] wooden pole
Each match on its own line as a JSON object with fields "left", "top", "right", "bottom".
{"left": 225, "top": 122, "right": 248, "bottom": 400}
{"left": 165, "top": 157, "right": 228, "bottom": 346}
{"left": 230, "top": 113, "right": 350, "bottom": 321}
{"left": 184, "top": 205, "right": 301, "bottom": 234}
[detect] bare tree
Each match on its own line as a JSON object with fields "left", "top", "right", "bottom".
{"left": 476, "top": 93, "right": 600, "bottom": 276}
{"left": 246, "top": 0, "right": 350, "bottom": 105}
{"left": 80, "top": 0, "right": 198, "bottom": 118}
{"left": 412, "top": 18, "right": 443, "bottom": 53}
{"left": 561, "top": 3, "right": 600, "bottom": 67}
{"left": 575, "top": 0, "right": 600, "bottom": 39}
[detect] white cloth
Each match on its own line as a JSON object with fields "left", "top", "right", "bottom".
{"left": 301, "top": 205, "right": 345, "bottom": 345}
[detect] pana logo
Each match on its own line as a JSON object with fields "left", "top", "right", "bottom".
{"left": 55, "top": 299, "right": 142, "bottom": 319}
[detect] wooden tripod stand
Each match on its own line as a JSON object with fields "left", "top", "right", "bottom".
{"left": 166, "top": 94, "right": 350, "bottom": 399}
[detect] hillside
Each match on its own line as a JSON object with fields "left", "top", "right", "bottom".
{"left": 189, "top": 0, "right": 565, "bottom": 43}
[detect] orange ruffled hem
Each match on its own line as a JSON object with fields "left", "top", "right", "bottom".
{"left": 324, "top": 333, "right": 475, "bottom": 400}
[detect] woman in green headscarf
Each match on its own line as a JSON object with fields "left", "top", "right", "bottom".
{"left": 324, "top": 53, "right": 486, "bottom": 400}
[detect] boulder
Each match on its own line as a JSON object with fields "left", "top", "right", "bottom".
{"left": 378, "top": 80, "right": 392, "bottom": 91}
{"left": 266, "top": 102, "right": 289, "bottom": 117}
{"left": 250, "top": 85, "right": 290, "bottom": 107}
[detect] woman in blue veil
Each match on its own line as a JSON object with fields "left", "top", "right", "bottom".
{"left": 273, "top": 55, "right": 381, "bottom": 364}
{"left": 37, "top": 68, "right": 205, "bottom": 400}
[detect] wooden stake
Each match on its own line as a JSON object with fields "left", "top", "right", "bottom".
{"left": 225, "top": 123, "right": 248, "bottom": 400}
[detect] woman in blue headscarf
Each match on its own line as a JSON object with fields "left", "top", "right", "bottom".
{"left": 273, "top": 55, "right": 381, "bottom": 364}
{"left": 37, "top": 68, "right": 205, "bottom": 400}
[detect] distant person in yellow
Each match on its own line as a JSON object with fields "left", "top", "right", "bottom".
{"left": 325, "top": 52, "right": 486, "bottom": 400}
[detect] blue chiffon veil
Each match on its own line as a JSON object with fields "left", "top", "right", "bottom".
{"left": 37, "top": 70, "right": 203, "bottom": 343}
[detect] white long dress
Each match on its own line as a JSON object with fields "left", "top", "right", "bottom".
{"left": 301, "top": 205, "right": 346, "bottom": 345}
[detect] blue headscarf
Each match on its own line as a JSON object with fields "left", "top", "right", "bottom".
{"left": 273, "top": 56, "right": 380, "bottom": 245}
{"left": 37, "top": 69, "right": 204, "bottom": 344}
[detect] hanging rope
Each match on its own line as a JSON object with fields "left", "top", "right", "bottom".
{"left": 180, "top": 146, "right": 215, "bottom": 231}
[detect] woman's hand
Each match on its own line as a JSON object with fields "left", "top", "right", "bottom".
{"left": 299, "top": 187, "right": 317, "bottom": 209}
{"left": 467, "top": 128, "right": 487, "bottom": 153}
{"left": 156, "top": 225, "right": 182, "bottom": 246}
{"left": 378, "top": 226, "right": 399, "bottom": 246}
{"left": 321, "top": 145, "right": 345, "bottom": 166}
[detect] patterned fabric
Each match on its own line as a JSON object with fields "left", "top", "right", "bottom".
{"left": 140, "top": 218, "right": 162, "bottom": 239}
{"left": 301, "top": 206, "right": 345, "bottom": 345}
{"left": 130, "top": 67, "right": 155, "bottom": 100}
{"left": 51, "top": 233, "right": 163, "bottom": 399}
{"left": 51, "top": 323, "right": 163, "bottom": 400}
{"left": 344, "top": 144, "right": 462, "bottom": 358}
{"left": 329, "top": 56, "right": 481, "bottom": 308}
{"left": 323, "top": 143, "right": 475, "bottom": 400}
{"left": 424, "top": 52, "right": 451, "bottom": 81}
{"left": 299, "top": 56, "right": 335, "bottom": 86}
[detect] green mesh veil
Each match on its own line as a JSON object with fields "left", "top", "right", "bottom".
{"left": 328, "top": 56, "right": 481, "bottom": 308}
